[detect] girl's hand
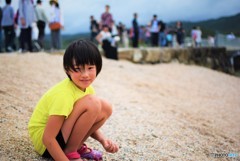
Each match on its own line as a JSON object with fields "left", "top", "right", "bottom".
{"left": 101, "top": 139, "right": 119, "bottom": 153}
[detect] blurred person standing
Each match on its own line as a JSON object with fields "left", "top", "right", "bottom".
{"left": 110, "top": 20, "right": 119, "bottom": 40}
{"left": 191, "top": 26, "right": 197, "bottom": 47}
{"left": 90, "top": 15, "right": 99, "bottom": 43}
{"left": 35, "top": 0, "right": 48, "bottom": 50}
{"left": 208, "top": 35, "right": 215, "bottom": 47}
{"left": 150, "top": 14, "right": 159, "bottom": 47}
{"left": 18, "top": 0, "right": 36, "bottom": 52}
{"left": 49, "top": 0, "right": 63, "bottom": 51}
{"left": 1, "top": 0, "right": 16, "bottom": 52}
{"left": 176, "top": 21, "right": 185, "bottom": 47}
{"left": 195, "top": 26, "right": 202, "bottom": 47}
{"left": 100, "top": 5, "right": 113, "bottom": 31}
{"left": 121, "top": 25, "right": 129, "bottom": 48}
{"left": 117, "top": 22, "right": 124, "bottom": 45}
{"left": 0, "top": 6, "right": 2, "bottom": 52}
{"left": 132, "top": 13, "right": 139, "bottom": 48}
{"left": 144, "top": 24, "right": 151, "bottom": 46}
{"left": 166, "top": 30, "right": 174, "bottom": 47}
{"left": 158, "top": 20, "right": 166, "bottom": 47}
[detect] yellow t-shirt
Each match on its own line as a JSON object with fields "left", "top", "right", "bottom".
{"left": 28, "top": 78, "right": 95, "bottom": 155}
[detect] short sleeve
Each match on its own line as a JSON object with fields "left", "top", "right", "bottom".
{"left": 87, "top": 85, "right": 95, "bottom": 94}
{"left": 48, "top": 92, "right": 74, "bottom": 118}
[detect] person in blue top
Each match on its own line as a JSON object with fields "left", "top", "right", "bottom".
{"left": 18, "top": 0, "right": 36, "bottom": 52}
{"left": 0, "top": 6, "right": 2, "bottom": 53}
{"left": 1, "top": 0, "right": 16, "bottom": 52}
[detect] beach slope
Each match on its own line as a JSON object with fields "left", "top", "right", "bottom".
{"left": 0, "top": 53, "right": 239, "bottom": 161}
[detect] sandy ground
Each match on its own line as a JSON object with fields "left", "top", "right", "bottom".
{"left": 0, "top": 52, "right": 240, "bottom": 161}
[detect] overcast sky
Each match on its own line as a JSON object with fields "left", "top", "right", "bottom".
{"left": 2, "top": 0, "right": 240, "bottom": 34}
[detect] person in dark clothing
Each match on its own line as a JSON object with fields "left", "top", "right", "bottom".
{"left": 176, "top": 21, "right": 185, "bottom": 47}
{"left": 1, "top": 0, "right": 16, "bottom": 52}
{"left": 158, "top": 20, "right": 166, "bottom": 47}
{"left": 117, "top": 22, "right": 124, "bottom": 45}
{"left": 0, "top": 6, "right": 3, "bottom": 52}
{"left": 90, "top": 15, "right": 99, "bottom": 43}
{"left": 132, "top": 13, "right": 139, "bottom": 48}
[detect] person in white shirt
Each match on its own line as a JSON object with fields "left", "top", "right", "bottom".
{"left": 96, "top": 25, "right": 118, "bottom": 60}
{"left": 150, "top": 14, "right": 159, "bottom": 47}
{"left": 95, "top": 25, "right": 112, "bottom": 45}
{"left": 195, "top": 26, "right": 202, "bottom": 47}
{"left": 49, "top": 0, "right": 63, "bottom": 50}
{"left": 35, "top": 0, "right": 48, "bottom": 49}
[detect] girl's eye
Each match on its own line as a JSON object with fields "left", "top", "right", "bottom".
{"left": 88, "top": 66, "right": 95, "bottom": 70}
{"left": 74, "top": 68, "right": 81, "bottom": 72}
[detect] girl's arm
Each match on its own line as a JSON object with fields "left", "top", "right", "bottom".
{"left": 91, "top": 129, "right": 119, "bottom": 153}
{"left": 43, "top": 115, "right": 69, "bottom": 161}
{"left": 90, "top": 129, "right": 106, "bottom": 143}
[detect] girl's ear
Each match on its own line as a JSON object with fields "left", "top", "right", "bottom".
{"left": 65, "top": 70, "right": 72, "bottom": 80}
{"left": 67, "top": 73, "right": 72, "bottom": 80}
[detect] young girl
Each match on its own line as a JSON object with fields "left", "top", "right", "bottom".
{"left": 28, "top": 39, "right": 119, "bottom": 161}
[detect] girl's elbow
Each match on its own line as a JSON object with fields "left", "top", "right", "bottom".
{"left": 42, "top": 132, "right": 54, "bottom": 147}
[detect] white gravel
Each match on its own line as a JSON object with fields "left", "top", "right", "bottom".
{"left": 0, "top": 52, "right": 239, "bottom": 161}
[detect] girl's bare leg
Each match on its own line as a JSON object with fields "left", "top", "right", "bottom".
{"left": 81, "top": 98, "right": 112, "bottom": 146}
{"left": 61, "top": 95, "right": 102, "bottom": 153}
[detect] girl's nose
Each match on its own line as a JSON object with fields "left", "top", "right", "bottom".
{"left": 80, "top": 69, "right": 88, "bottom": 76}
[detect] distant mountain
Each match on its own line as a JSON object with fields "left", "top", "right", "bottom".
{"left": 168, "top": 13, "right": 240, "bottom": 37}
{"left": 44, "top": 13, "right": 239, "bottom": 50}
{"left": 44, "top": 33, "right": 91, "bottom": 49}
{"left": 61, "top": 33, "right": 90, "bottom": 48}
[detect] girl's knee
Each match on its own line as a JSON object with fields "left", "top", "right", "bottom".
{"left": 101, "top": 100, "right": 113, "bottom": 117}
{"left": 75, "top": 95, "right": 102, "bottom": 113}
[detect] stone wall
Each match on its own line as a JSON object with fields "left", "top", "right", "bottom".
{"left": 117, "top": 47, "right": 235, "bottom": 74}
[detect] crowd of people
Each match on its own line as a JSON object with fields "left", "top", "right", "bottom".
{"left": 89, "top": 5, "right": 188, "bottom": 60}
{"left": 0, "top": 0, "right": 63, "bottom": 53}
{"left": 0, "top": 1, "right": 205, "bottom": 55}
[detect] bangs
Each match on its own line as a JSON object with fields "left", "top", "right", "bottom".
{"left": 73, "top": 43, "right": 97, "bottom": 67}
{"left": 64, "top": 40, "right": 102, "bottom": 75}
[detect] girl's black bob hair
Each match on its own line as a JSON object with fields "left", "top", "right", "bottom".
{"left": 63, "top": 39, "right": 102, "bottom": 79}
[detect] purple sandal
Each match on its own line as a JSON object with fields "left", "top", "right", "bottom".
{"left": 78, "top": 144, "right": 103, "bottom": 161}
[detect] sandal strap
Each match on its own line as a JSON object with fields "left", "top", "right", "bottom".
{"left": 77, "top": 143, "right": 88, "bottom": 154}
{"left": 66, "top": 151, "right": 80, "bottom": 159}
{"left": 78, "top": 144, "right": 102, "bottom": 160}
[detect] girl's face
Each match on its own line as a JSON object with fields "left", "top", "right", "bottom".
{"left": 68, "top": 64, "right": 97, "bottom": 91}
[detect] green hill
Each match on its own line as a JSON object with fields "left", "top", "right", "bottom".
{"left": 44, "top": 33, "right": 91, "bottom": 49}
{"left": 43, "top": 13, "right": 240, "bottom": 49}
{"left": 169, "top": 13, "right": 240, "bottom": 37}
